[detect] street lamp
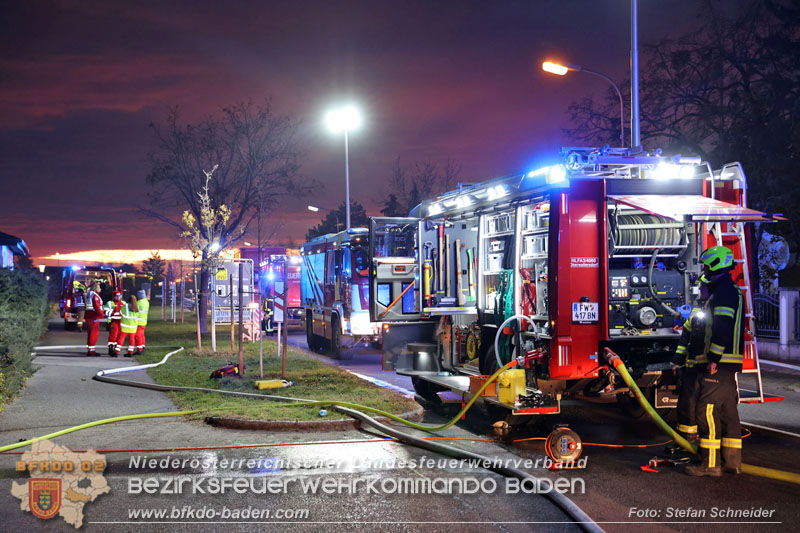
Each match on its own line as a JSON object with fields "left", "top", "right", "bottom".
{"left": 542, "top": 61, "right": 625, "bottom": 148}
{"left": 308, "top": 205, "right": 342, "bottom": 232}
{"left": 325, "top": 105, "right": 361, "bottom": 230}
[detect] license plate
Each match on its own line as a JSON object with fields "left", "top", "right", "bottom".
{"left": 571, "top": 302, "right": 598, "bottom": 323}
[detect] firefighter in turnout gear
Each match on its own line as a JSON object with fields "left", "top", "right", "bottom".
{"left": 115, "top": 295, "right": 139, "bottom": 357}
{"left": 104, "top": 291, "right": 123, "bottom": 355}
{"left": 686, "top": 246, "right": 744, "bottom": 477}
{"left": 135, "top": 289, "right": 149, "bottom": 355}
{"left": 84, "top": 281, "right": 105, "bottom": 356}
{"left": 671, "top": 277, "right": 712, "bottom": 448}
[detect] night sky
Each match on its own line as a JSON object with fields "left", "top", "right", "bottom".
{"left": 0, "top": 0, "right": 702, "bottom": 262}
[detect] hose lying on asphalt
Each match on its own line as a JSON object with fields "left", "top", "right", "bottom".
{"left": 604, "top": 348, "right": 800, "bottom": 485}
{"left": 11, "top": 344, "right": 603, "bottom": 532}
{"left": 336, "top": 405, "right": 603, "bottom": 533}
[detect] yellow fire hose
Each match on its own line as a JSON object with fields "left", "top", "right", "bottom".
{"left": 605, "top": 348, "right": 800, "bottom": 485}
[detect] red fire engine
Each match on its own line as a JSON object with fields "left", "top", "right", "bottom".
{"left": 369, "top": 146, "right": 782, "bottom": 421}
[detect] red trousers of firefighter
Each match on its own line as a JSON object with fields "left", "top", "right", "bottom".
{"left": 115, "top": 332, "right": 136, "bottom": 355}
{"left": 135, "top": 325, "right": 146, "bottom": 352}
{"left": 86, "top": 319, "right": 100, "bottom": 355}
{"left": 107, "top": 320, "right": 121, "bottom": 348}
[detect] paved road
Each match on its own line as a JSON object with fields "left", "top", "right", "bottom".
{"left": 0, "top": 320, "right": 586, "bottom": 532}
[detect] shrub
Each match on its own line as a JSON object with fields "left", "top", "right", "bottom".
{"left": 0, "top": 269, "right": 48, "bottom": 408}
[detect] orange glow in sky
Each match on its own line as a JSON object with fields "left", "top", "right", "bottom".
{"left": 38, "top": 249, "right": 235, "bottom": 266}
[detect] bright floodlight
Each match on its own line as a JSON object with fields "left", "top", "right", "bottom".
{"left": 307, "top": 205, "right": 320, "bottom": 212}
{"left": 326, "top": 106, "right": 361, "bottom": 133}
{"left": 210, "top": 242, "right": 220, "bottom": 252}
{"left": 542, "top": 61, "right": 569, "bottom": 76}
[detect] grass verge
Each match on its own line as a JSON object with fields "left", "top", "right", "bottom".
{"left": 137, "top": 307, "right": 418, "bottom": 421}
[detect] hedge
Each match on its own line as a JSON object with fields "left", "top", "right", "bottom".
{"left": 0, "top": 269, "right": 48, "bottom": 408}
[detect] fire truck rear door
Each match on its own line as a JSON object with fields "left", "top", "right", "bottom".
{"left": 369, "top": 217, "right": 422, "bottom": 322}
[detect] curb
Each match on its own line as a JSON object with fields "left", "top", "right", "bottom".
{"left": 204, "top": 405, "right": 425, "bottom": 432}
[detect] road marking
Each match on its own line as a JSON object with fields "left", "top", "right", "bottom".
{"left": 760, "top": 359, "right": 800, "bottom": 372}
{"left": 347, "top": 371, "right": 415, "bottom": 397}
{"left": 742, "top": 421, "right": 800, "bottom": 439}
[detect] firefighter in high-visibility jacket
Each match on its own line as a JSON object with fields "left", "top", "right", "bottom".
{"left": 135, "top": 289, "right": 149, "bottom": 355}
{"left": 104, "top": 291, "right": 123, "bottom": 355}
{"left": 116, "top": 295, "right": 139, "bottom": 357}
{"left": 84, "top": 281, "right": 105, "bottom": 356}
{"left": 686, "top": 246, "right": 744, "bottom": 477}
{"left": 671, "top": 278, "right": 711, "bottom": 447}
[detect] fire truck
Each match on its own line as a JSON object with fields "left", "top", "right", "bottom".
{"left": 301, "top": 229, "right": 381, "bottom": 359}
{"left": 59, "top": 266, "right": 121, "bottom": 330}
{"left": 368, "top": 146, "right": 782, "bottom": 421}
{"left": 238, "top": 246, "right": 302, "bottom": 330}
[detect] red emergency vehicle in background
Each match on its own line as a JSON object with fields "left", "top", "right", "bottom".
{"left": 369, "top": 146, "right": 783, "bottom": 422}
{"left": 238, "top": 246, "right": 302, "bottom": 330}
{"left": 59, "top": 266, "right": 120, "bottom": 330}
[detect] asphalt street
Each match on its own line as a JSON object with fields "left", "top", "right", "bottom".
{"left": 0, "top": 320, "right": 798, "bottom": 532}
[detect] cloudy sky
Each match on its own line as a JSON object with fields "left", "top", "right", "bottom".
{"left": 0, "top": 0, "right": 703, "bottom": 261}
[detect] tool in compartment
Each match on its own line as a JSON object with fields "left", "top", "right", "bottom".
{"left": 456, "top": 239, "right": 464, "bottom": 305}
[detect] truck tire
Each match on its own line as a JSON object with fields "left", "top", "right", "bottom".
{"left": 305, "top": 314, "right": 319, "bottom": 352}
{"left": 329, "top": 316, "right": 352, "bottom": 360}
{"left": 411, "top": 376, "right": 443, "bottom": 405}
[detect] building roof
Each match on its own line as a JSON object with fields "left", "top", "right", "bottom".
{"left": 0, "top": 231, "right": 29, "bottom": 256}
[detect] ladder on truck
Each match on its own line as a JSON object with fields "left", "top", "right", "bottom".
{"left": 710, "top": 162, "right": 764, "bottom": 403}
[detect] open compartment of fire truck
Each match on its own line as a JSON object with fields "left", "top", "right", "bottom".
{"left": 369, "top": 147, "right": 783, "bottom": 421}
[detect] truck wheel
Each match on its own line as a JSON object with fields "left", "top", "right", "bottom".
{"left": 305, "top": 315, "right": 319, "bottom": 352}
{"left": 616, "top": 386, "right": 675, "bottom": 420}
{"left": 329, "top": 316, "right": 352, "bottom": 360}
{"left": 370, "top": 340, "right": 383, "bottom": 350}
{"left": 411, "top": 376, "right": 443, "bottom": 405}
{"left": 64, "top": 319, "right": 75, "bottom": 331}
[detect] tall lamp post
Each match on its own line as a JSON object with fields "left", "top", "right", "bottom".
{"left": 542, "top": 61, "right": 625, "bottom": 148}
{"left": 307, "top": 205, "right": 342, "bottom": 232}
{"left": 325, "top": 105, "right": 361, "bottom": 230}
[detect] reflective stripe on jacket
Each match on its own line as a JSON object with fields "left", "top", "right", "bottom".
{"left": 706, "top": 275, "right": 745, "bottom": 369}
{"left": 137, "top": 298, "right": 150, "bottom": 326}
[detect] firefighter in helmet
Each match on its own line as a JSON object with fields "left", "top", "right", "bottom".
{"left": 73, "top": 281, "right": 86, "bottom": 331}
{"left": 686, "top": 246, "right": 744, "bottom": 477}
{"left": 670, "top": 276, "right": 712, "bottom": 450}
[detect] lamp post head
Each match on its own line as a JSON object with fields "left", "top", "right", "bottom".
{"left": 307, "top": 205, "right": 320, "bottom": 212}
{"left": 326, "top": 105, "right": 361, "bottom": 133}
{"left": 542, "top": 61, "right": 582, "bottom": 76}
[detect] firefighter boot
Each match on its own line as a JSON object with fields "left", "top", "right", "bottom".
{"left": 685, "top": 464, "right": 722, "bottom": 477}
{"left": 722, "top": 445, "right": 742, "bottom": 475}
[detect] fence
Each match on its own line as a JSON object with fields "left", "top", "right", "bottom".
{"left": 796, "top": 298, "right": 800, "bottom": 342}
{"left": 753, "top": 293, "right": 780, "bottom": 339}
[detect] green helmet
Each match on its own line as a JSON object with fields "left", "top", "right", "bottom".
{"left": 700, "top": 246, "right": 734, "bottom": 272}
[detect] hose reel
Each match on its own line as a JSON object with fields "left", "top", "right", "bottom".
{"left": 610, "top": 213, "right": 685, "bottom": 257}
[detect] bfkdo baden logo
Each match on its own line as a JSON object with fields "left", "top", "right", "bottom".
{"left": 29, "top": 478, "right": 62, "bottom": 519}
{"left": 11, "top": 439, "right": 110, "bottom": 528}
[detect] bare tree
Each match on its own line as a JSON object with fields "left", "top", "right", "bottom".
{"left": 564, "top": 0, "right": 800, "bottom": 285}
{"left": 144, "top": 100, "right": 306, "bottom": 332}
{"left": 380, "top": 157, "right": 462, "bottom": 217}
